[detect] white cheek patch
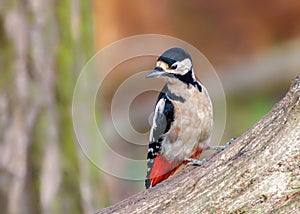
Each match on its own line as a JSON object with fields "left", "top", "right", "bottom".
{"left": 180, "top": 58, "right": 192, "bottom": 74}
{"left": 169, "top": 58, "right": 192, "bottom": 75}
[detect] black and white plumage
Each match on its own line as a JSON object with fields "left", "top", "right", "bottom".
{"left": 145, "top": 48, "right": 214, "bottom": 189}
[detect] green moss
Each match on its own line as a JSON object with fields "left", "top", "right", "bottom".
{"left": 0, "top": 15, "right": 14, "bottom": 94}
{"left": 56, "top": 0, "right": 88, "bottom": 213}
{"left": 28, "top": 111, "right": 45, "bottom": 214}
{"left": 54, "top": 0, "right": 94, "bottom": 212}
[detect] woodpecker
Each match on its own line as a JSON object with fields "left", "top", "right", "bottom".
{"left": 145, "top": 47, "right": 216, "bottom": 189}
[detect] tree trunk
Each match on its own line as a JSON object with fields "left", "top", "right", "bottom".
{"left": 0, "top": 0, "right": 94, "bottom": 213}
{"left": 97, "top": 75, "right": 300, "bottom": 213}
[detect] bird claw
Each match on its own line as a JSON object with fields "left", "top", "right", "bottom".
{"left": 209, "top": 137, "right": 237, "bottom": 152}
{"left": 184, "top": 138, "right": 237, "bottom": 169}
{"left": 184, "top": 158, "right": 208, "bottom": 168}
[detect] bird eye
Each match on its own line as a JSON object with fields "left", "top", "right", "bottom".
{"left": 170, "top": 64, "right": 177, "bottom": 70}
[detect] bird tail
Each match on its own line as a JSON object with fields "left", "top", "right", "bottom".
{"left": 147, "top": 155, "right": 183, "bottom": 188}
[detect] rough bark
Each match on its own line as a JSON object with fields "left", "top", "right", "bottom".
{"left": 0, "top": 0, "right": 94, "bottom": 213}
{"left": 97, "top": 75, "right": 300, "bottom": 214}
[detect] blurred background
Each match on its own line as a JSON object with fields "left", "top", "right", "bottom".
{"left": 1, "top": 0, "right": 300, "bottom": 213}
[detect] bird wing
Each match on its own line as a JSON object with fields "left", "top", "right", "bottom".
{"left": 146, "top": 86, "right": 175, "bottom": 188}
{"left": 149, "top": 85, "right": 174, "bottom": 143}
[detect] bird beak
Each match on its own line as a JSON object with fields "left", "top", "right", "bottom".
{"left": 145, "top": 67, "right": 165, "bottom": 78}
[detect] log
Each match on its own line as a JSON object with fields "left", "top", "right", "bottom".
{"left": 97, "top": 75, "right": 300, "bottom": 214}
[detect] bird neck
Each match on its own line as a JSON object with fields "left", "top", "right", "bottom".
{"left": 166, "top": 80, "right": 189, "bottom": 99}
{"left": 174, "top": 70, "right": 196, "bottom": 85}
{"left": 165, "top": 69, "right": 202, "bottom": 98}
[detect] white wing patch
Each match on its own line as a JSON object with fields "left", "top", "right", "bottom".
{"left": 149, "top": 98, "right": 165, "bottom": 142}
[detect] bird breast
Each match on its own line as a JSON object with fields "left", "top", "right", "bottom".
{"left": 161, "top": 81, "right": 213, "bottom": 163}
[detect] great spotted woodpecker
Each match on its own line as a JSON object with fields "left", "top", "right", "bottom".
{"left": 145, "top": 47, "right": 221, "bottom": 189}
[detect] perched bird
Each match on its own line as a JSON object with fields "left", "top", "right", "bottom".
{"left": 145, "top": 47, "right": 217, "bottom": 189}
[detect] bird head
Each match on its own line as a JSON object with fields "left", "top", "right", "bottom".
{"left": 146, "top": 48, "right": 194, "bottom": 81}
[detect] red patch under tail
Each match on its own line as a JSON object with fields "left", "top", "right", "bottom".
{"left": 149, "top": 148, "right": 204, "bottom": 187}
{"left": 149, "top": 155, "right": 182, "bottom": 187}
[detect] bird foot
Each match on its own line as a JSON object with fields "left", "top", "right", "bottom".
{"left": 184, "top": 158, "right": 208, "bottom": 168}
{"left": 209, "top": 137, "right": 237, "bottom": 152}
{"left": 184, "top": 138, "right": 237, "bottom": 169}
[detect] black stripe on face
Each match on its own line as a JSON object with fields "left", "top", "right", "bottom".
{"left": 154, "top": 66, "right": 164, "bottom": 71}
{"left": 157, "top": 56, "right": 176, "bottom": 67}
{"left": 174, "top": 70, "right": 194, "bottom": 85}
{"left": 174, "top": 70, "right": 202, "bottom": 92}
